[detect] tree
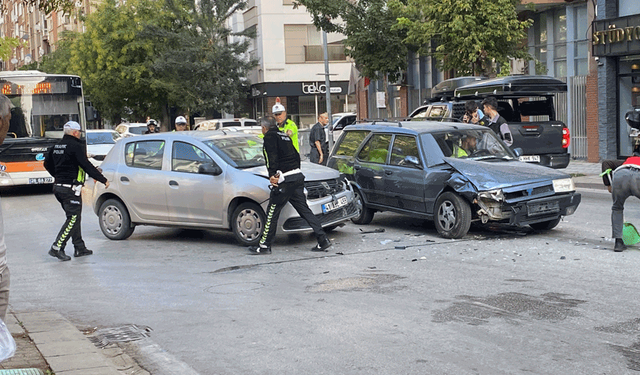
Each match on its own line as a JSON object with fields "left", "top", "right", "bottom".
{"left": 391, "top": 0, "right": 533, "bottom": 76}
{"left": 295, "top": 0, "right": 408, "bottom": 83}
{"left": 0, "top": 38, "right": 24, "bottom": 61}
{"left": 147, "top": 0, "right": 258, "bottom": 117}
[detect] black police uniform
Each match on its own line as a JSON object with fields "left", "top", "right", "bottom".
{"left": 250, "top": 127, "right": 330, "bottom": 254}
{"left": 44, "top": 134, "right": 108, "bottom": 259}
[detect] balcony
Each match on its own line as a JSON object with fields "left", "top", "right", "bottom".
{"left": 304, "top": 44, "right": 347, "bottom": 62}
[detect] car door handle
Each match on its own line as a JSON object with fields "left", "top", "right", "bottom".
{"left": 120, "top": 176, "right": 130, "bottom": 183}
{"left": 385, "top": 170, "right": 393, "bottom": 175}
{"left": 169, "top": 180, "right": 179, "bottom": 187}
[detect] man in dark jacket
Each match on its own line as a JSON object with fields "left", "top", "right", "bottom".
{"left": 248, "top": 116, "right": 331, "bottom": 255}
{"left": 44, "top": 121, "right": 109, "bottom": 261}
{"left": 309, "top": 112, "right": 329, "bottom": 165}
{"left": 479, "top": 96, "right": 513, "bottom": 147}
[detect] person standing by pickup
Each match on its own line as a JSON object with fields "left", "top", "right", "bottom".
{"left": 479, "top": 97, "right": 513, "bottom": 147}
{"left": 309, "top": 112, "right": 329, "bottom": 165}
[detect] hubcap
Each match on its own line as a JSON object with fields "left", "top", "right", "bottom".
{"left": 236, "top": 208, "right": 263, "bottom": 241}
{"left": 101, "top": 205, "right": 123, "bottom": 235}
{"left": 437, "top": 200, "right": 456, "bottom": 231}
{"left": 354, "top": 191, "right": 363, "bottom": 216}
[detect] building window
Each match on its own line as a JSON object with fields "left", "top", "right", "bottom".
{"left": 532, "top": 13, "right": 547, "bottom": 73}
{"left": 553, "top": 8, "right": 567, "bottom": 77}
{"left": 284, "top": 24, "right": 346, "bottom": 63}
{"left": 574, "top": 5, "right": 588, "bottom": 76}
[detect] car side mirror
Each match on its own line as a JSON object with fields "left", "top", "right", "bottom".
{"left": 404, "top": 155, "right": 422, "bottom": 168}
{"left": 512, "top": 147, "right": 523, "bottom": 157}
{"left": 198, "top": 163, "right": 222, "bottom": 176}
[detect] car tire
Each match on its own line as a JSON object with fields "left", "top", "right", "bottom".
{"left": 434, "top": 192, "right": 471, "bottom": 239}
{"left": 99, "top": 198, "right": 135, "bottom": 240}
{"left": 351, "top": 188, "right": 374, "bottom": 225}
{"left": 529, "top": 217, "right": 561, "bottom": 231}
{"left": 231, "top": 202, "right": 266, "bottom": 246}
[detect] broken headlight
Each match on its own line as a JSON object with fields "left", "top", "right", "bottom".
{"left": 477, "top": 189, "right": 504, "bottom": 202}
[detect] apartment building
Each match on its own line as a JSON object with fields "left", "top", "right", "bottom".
{"left": 239, "top": 0, "right": 355, "bottom": 127}
{"left": 0, "top": 0, "right": 94, "bottom": 71}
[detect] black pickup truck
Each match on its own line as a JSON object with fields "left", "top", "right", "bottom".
{"left": 409, "top": 75, "right": 570, "bottom": 169}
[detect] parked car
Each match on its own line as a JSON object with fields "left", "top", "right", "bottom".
{"left": 92, "top": 131, "right": 358, "bottom": 246}
{"left": 86, "top": 129, "right": 122, "bottom": 167}
{"left": 327, "top": 121, "right": 581, "bottom": 239}
{"left": 329, "top": 112, "right": 357, "bottom": 140}
{"left": 194, "top": 118, "right": 258, "bottom": 131}
{"left": 115, "top": 123, "right": 148, "bottom": 138}
{"left": 409, "top": 75, "right": 571, "bottom": 169}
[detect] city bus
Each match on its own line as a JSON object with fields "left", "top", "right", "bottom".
{"left": 0, "top": 71, "right": 87, "bottom": 186}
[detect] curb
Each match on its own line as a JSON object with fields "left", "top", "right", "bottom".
{"left": 8, "top": 311, "right": 120, "bottom": 375}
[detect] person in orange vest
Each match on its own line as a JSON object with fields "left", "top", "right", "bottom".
{"left": 611, "top": 109, "right": 640, "bottom": 252}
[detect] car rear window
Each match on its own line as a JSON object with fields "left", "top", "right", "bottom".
{"left": 129, "top": 126, "right": 147, "bottom": 135}
{"left": 125, "top": 140, "right": 165, "bottom": 170}
{"left": 334, "top": 130, "right": 369, "bottom": 156}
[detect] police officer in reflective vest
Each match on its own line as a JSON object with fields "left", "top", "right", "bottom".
{"left": 44, "top": 121, "right": 109, "bottom": 261}
{"left": 248, "top": 116, "right": 331, "bottom": 255}
{"left": 611, "top": 109, "right": 640, "bottom": 252}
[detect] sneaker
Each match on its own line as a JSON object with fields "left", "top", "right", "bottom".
{"left": 614, "top": 238, "right": 627, "bottom": 252}
{"left": 248, "top": 245, "right": 271, "bottom": 255}
{"left": 311, "top": 238, "right": 332, "bottom": 252}
{"left": 48, "top": 249, "right": 71, "bottom": 261}
{"left": 74, "top": 248, "right": 93, "bottom": 257}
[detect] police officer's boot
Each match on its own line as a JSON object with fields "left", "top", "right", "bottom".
{"left": 74, "top": 247, "right": 93, "bottom": 257}
{"left": 49, "top": 248, "right": 71, "bottom": 261}
{"left": 614, "top": 238, "right": 627, "bottom": 252}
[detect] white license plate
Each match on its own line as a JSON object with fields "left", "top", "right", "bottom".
{"left": 28, "top": 177, "right": 53, "bottom": 184}
{"left": 519, "top": 155, "right": 541, "bottom": 163}
{"left": 322, "top": 196, "right": 348, "bottom": 214}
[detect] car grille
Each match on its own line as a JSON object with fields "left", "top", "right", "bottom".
{"left": 305, "top": 178, "right": 345, "bottom": 199}
{"left": 504, "top": 184, "right": 555, "bottom": 203}
{"left": 283, "top": 201, "right": 357, "bottom": 230}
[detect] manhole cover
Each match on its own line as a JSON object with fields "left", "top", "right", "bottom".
{"left": 88, "top": 324, "right": 152, "bottom": 348}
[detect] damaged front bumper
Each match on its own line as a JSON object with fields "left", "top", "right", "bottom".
{"left": 475, "top": 191, "right": 581, "bottom": 226}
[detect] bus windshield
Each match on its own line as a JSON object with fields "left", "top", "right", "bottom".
{"left": 0, "top": 72, "right": 85, "bottom": 139}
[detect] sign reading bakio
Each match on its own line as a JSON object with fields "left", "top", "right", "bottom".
{"left": 593, "top": 14, "right": 640, "bottom": 57}
{"left": 250, "top": 81, "right": 349, "bottom": 98}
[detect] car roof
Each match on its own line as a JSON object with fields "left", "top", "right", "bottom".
{"left": 86, "top": 129, "right": 117, "bottom": 132}
{"left": 136, "top": 130, "right": 260, "bottom": 141}
{"left": 345, "top": 120, "right": 486, "bottom": 135}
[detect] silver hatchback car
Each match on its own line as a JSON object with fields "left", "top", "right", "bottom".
{"left": 92, "top": 131, "right": 357, "bottom": 246}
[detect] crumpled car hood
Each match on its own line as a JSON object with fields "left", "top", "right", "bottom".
{"left": 244, "top": 161, "right": 341, "bottom": 181}
{"left": 443, "top": 157, "right": 571, "bottom": 191}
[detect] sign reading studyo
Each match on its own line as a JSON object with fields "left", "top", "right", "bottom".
{"left": 593, "top": 14, "right": 640, "bottom": 57}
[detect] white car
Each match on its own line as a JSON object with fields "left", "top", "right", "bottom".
{"left": 86, "top": 129, "right": 122, "bottom": 167}
{"left": 115, "top": 123, "right": 148, "bottom": 138}
{"left": 328, "top": 112, "right": 357, "bottom": 141}
{"left": 194, "top": 118, "right": 258, "bottom": 130}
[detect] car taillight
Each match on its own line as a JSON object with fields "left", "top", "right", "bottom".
{"left": 562, "top": 127, "right": 570, "bottom": 149}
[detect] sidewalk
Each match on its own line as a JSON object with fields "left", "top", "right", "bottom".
{"left": 563, "top": 159, "right": 607, "bottom": 191}
{"left": 0, "top": 310, "right": 149, "bottom": 375}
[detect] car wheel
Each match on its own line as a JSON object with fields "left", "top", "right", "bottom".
{"left": 351, "top": 188, "right": 374, "bottom": 225}
{"left": 231, "top": 202, "right": 266, "bottom": 246}
{"left": 434, "top": 192, "right": 471, "bottom": 239}
{"left": 99, "top": 199, "right": 135, "bottom": 240}
{"left": 530, "top": 217, "right": 561, "bottom": 231}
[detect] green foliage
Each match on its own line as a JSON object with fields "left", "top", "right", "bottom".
{"left": 0, "top": 37, "right": 24, "bottom": 61}
{"left": 295, "top": 0, "right": 408, "bottom": 81}
{"left": 391, "top": 0, "right": 533, "bottom": 76}
{"left": 148, "top": 0, "right": 258, "bottom": 115}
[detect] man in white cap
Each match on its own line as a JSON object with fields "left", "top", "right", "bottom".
{"left": 174, "top": 116, "right": 188, "bottom": 131}
{"left": 44, "top": 121, "right": 109, "bottom": 261}
{"left": 272, "top": 99, "right": 299, "bottom": 152}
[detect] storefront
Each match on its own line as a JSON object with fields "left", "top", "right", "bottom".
{"left": 250, "top": 81, "right": 355, "bottom": 129}
{"left": 593, "top": 12, "right": 640, "bottom": 157}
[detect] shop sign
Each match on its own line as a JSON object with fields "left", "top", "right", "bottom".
{"left": 301, "top": 82, "right": 342, "bottom": 95}
{"left": 593, "top": 14, "right": 640, "bottom": 57}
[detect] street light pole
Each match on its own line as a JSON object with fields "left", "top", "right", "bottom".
{"left": 322, "top": 30, "right": 334, "bottom": 151}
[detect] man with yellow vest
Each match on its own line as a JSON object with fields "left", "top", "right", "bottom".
{"left": 272, "top": 98, "right": 299, "bottom": 152}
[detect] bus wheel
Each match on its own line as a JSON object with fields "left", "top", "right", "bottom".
{"left": 99, "top": 199, "right": 135, "bottom": 240}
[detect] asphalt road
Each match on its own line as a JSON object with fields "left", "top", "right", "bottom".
{"left": 4, "top": 185, "right": 640, "bottom": 374}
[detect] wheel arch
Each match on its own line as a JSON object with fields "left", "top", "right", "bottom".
{"left": 94, "top": 193, "right": 126, "bottom": 216}
{"left": 226, "top": 196, "right": 265, "bottom": 230}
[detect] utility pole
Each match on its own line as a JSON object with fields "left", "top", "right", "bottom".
{"left": 322, "top": 30, "right": 334, "bottom": 151}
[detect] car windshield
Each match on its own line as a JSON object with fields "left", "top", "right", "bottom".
{"left": 129, "top": 126, "right": 147, "bottom": 135}
{"left": 432, "top": 129, "right": 516, "bottom": 161}
{"left": 87, "top": 132, "right": 118, "bottom": 145}
{"left": 332, "top": 115, "right": 341, "bottom": 125}
{"left": 203, "top": 136, "right": 264, "bottom": 168}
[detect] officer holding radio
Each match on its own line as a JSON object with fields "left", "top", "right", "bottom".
{"left": 44, "top": 121, "right": 109, "bottom": 261}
